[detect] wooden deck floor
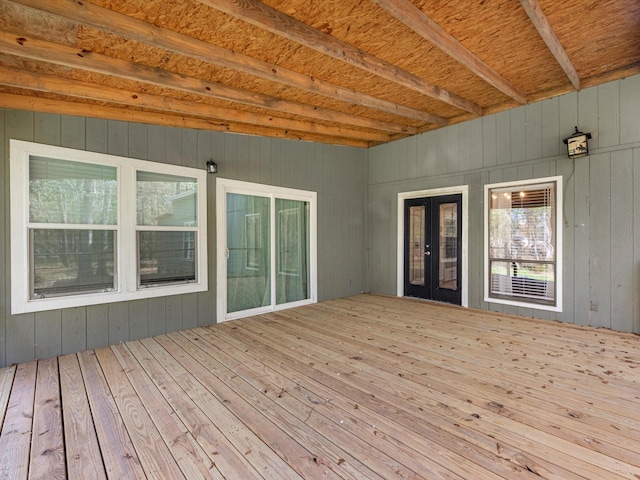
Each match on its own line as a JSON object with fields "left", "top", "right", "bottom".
{"left": 1, "top": 294, "right": 640, "bottom": 479}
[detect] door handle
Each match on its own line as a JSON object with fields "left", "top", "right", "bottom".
{"left": 424, "top": 251, "right": 431, "bottom": 256}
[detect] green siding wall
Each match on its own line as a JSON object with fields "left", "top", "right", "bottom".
{"left": 0, "top": 114, "right": 366, "bottom": 367}
{"left": 367, "top": 74, "right": 640, "bottom": 333}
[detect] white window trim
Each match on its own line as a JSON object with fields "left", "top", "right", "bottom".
{"left": 216, "top": 178, "right": 317, "bottom": 322}
{"left": 483, "top": 175, "right": 562, "bottom": 312}
{"left": 10, "top": 139, "right": 208, "bottom": 314}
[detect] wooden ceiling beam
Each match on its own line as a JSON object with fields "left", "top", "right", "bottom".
{"left": 196, "top": 0, "right": 483, "bottom": 116}
{"left": 0, "top": 31, "right": 415, "bottom": 135}
{"left": 372, "top": 0, "right": 527, "bottom": 104}
{"left": 518, "top": 0, "right": 580, "bottom": 90}
{"left": 0, "top": 65, "right": 394, "bottom": 143}
{"left": 6, "top": 0, "right": 445, "bottom": 125}
{"left": 0, "top": 92, "right": 371, "bottom": 147}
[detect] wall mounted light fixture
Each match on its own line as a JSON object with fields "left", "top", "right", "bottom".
{"left": 562, "top": 126, "right": 592, "bottom": 159}
{"left": 206, "top": 160, "right": 218, "bottom": 174}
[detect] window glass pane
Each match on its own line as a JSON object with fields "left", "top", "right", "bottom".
{"left": 489, "top": 187, "right": 555, "bottom": 261}
{"left": 276, "top": 199, "right": 310, "bottom": 305}
{"left": 409, "top": 205, "right": 425, "bottom": 286}
{"left": 226, "top": 193, "right": 271, "bottom": 313}
{"left": 490, "top": 261, "right": 555, "bottom": 304}
{"left": 31, "top": 229, "right": 115, "bottom": 297}
{"left": 488, "top": 182, "right": 556, "bottom": 306}
{"left": 137, "top": 171, "right": 197, "bottom": 226}
{"left": 138, "top": 231, "right": 196, "bottom": 286}
{"left": 29, "top": 156, "right": 117, "bottom": 225}
{"left": 438, "top": 202, "right": 457, "bottom": 291}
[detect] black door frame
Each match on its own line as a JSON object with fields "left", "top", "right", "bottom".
{"left": 397, "top": 187, "right": 468, "bottom": 307}
{"left": 403, "top": 195, "right": 462, "bottom": 305}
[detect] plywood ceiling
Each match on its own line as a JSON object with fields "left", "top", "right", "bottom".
{"left": 0, "top": 0, "right": 638, "bottom": 147}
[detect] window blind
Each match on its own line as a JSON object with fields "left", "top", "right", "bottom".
{"left": 488, "top": 182, "right": 556, "bottom": 306}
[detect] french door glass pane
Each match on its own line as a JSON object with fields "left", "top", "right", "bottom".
{"left": 31, "top": 229, "right": 115, "bottom": 297}
{"left": 227, "top": 193, "right": 270, "bottom": 313}
{"left": 138, "top": 231, "right": 196, "bottom": 286}
{"left": 276, "top": 199, "right": 310, "bottom": 305}
{"left": 438, "top": 202, "right": 458, "bottom": 291}
{"left": 409, "top": 205, "right": 425, "bottom": 286}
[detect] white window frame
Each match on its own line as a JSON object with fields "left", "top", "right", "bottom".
{"left": 216, "top": 178, "right": 317, "bottom": 321}
{"left": 10, "top": 139, "right": 208, "bottom": 314}
{"left": 483, "top": 176, "right": 562, "bottom": 312}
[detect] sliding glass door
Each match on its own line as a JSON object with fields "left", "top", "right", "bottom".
{"left": 217, "top": 179, "right": 316, "bottom": 320}
{"left": 226, "top": 193, "right": 271, "bottom": 314}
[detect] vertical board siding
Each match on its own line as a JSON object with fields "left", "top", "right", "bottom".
{"left": 556, "top": 157, "right": 575, "bottom": 326}
{"left": 588, "top": 152, "right": 612, "bottom": 328}
{"left": 610, "top": 149, "right": 634, "bottom": 332}
{"left": 5, "top": 110, "right": 35, "bottom": 365}
{"left": 35, "top": 311, "right": 62, "bottom": 360}
{"left": 367, "top": 76, "right": 640, "bottom": 333}
{"left": 525, "top": 102, "right": 543, "bottom": 161}
{"left": 35, "top": 112, "right": 61, "bottom": 146}
{"left": 482, "top": 115, "right": 497, "bottom": 168}
{"left": 620, "top": 76, "right": 640, "bottom": 144}
{"left": 1, "top": 112, "right": 366, "bottom": 367}
{"left": 61, "top": 307, "right": 86, "bottom": 356}
{"left": 541, "top": 98, "right": 561, "bottom": 158}
{"left": 573, "top": 155, "right": 591, "bottom": 326}
{"left": 598, "top": 81, "right": 620, "bottom": 149}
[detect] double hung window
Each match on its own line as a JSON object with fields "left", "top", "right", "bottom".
{"left": 11, "top": 140, "right": 207, "bottom": 314}
{"left": 484, "top": 176, "right": 562, "bottom": 311}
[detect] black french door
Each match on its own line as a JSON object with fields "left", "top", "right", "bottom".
{"left": 404, "top": 194, "right": 462, "bottom": 305}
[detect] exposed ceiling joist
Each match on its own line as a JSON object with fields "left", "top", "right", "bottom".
{"left": 6, "top": 0, "right": 445, "bottom": 126}
{"left": 196, "top": 0, "right": 484, "bottom": 116}
{"left": 0, "top": 65, "right": 395, "bottom": 143}
{"left": 372, "top": 0, "right": 527, "bottom": 104}
{"left": 0, "top": 92, "right": 370, "bottom": 147}
{"left": 0, "top": 31, "right": 415, "bottom": 135}
{"left": 0, "top": 0, "right": 637, "bottom": 148}
{"left": 519, "top": 0, "right": 580, "bottom": 90}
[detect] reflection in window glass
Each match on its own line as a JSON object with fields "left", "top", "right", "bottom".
{"left": 276, "top": 199, "right": 310, "bottom": 305}
{"left": 138, "top": 231, "right": 196, "bottom": 286}
{"left": 137, "top": 171, "right": 197, "bottom": 226}
{"left": 408, "top": 205, "right": 425, "bottom": 286}
{"left": 226, "top": 193, "right": 271, "bottom": 313}
{"left": 487, "top": 181, "right": 558, "bottom": 307}
{"left": 31, "top": 229, "right": 115, "bottom": 297}
{"left": 438, "top": 202, "right": 457, "bottom": 291}
{"left": 29, "top": 156, "right": 117, "bottom": 225}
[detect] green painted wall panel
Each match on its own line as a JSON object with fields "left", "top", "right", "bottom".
{"left": 368, "top": 76, "right": 640, "bottom": 333}
{"left": 0, "top": 114, "right": 366, "bottom": 366}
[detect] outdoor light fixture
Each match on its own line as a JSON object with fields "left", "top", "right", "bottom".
{"left": 562, "top": 126, "right": 592, "bottom": 159}
{"left": 206, "top": 160, "right": 218, "bottom": 174}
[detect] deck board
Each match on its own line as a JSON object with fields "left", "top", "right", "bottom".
{"left": 1, "top": 294, "right": 639, "bottom": 479}
{"left": 0, "top": 361, "right": 37, "bottom": 480}
{"left": 29, "top": 358, "right": 65, "bottom": 479}
{"left": 59, "top": 354, "right": 107, "bottom": 480}
{"left": 0, "top": 365, "right": 16, "bottom": 426}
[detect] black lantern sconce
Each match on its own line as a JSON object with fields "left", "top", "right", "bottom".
{"left": 562, "top": 126, "right": 592, "bottom": 159}
{"left": 206, "top": 160, "right": 218, "bottom": 174}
